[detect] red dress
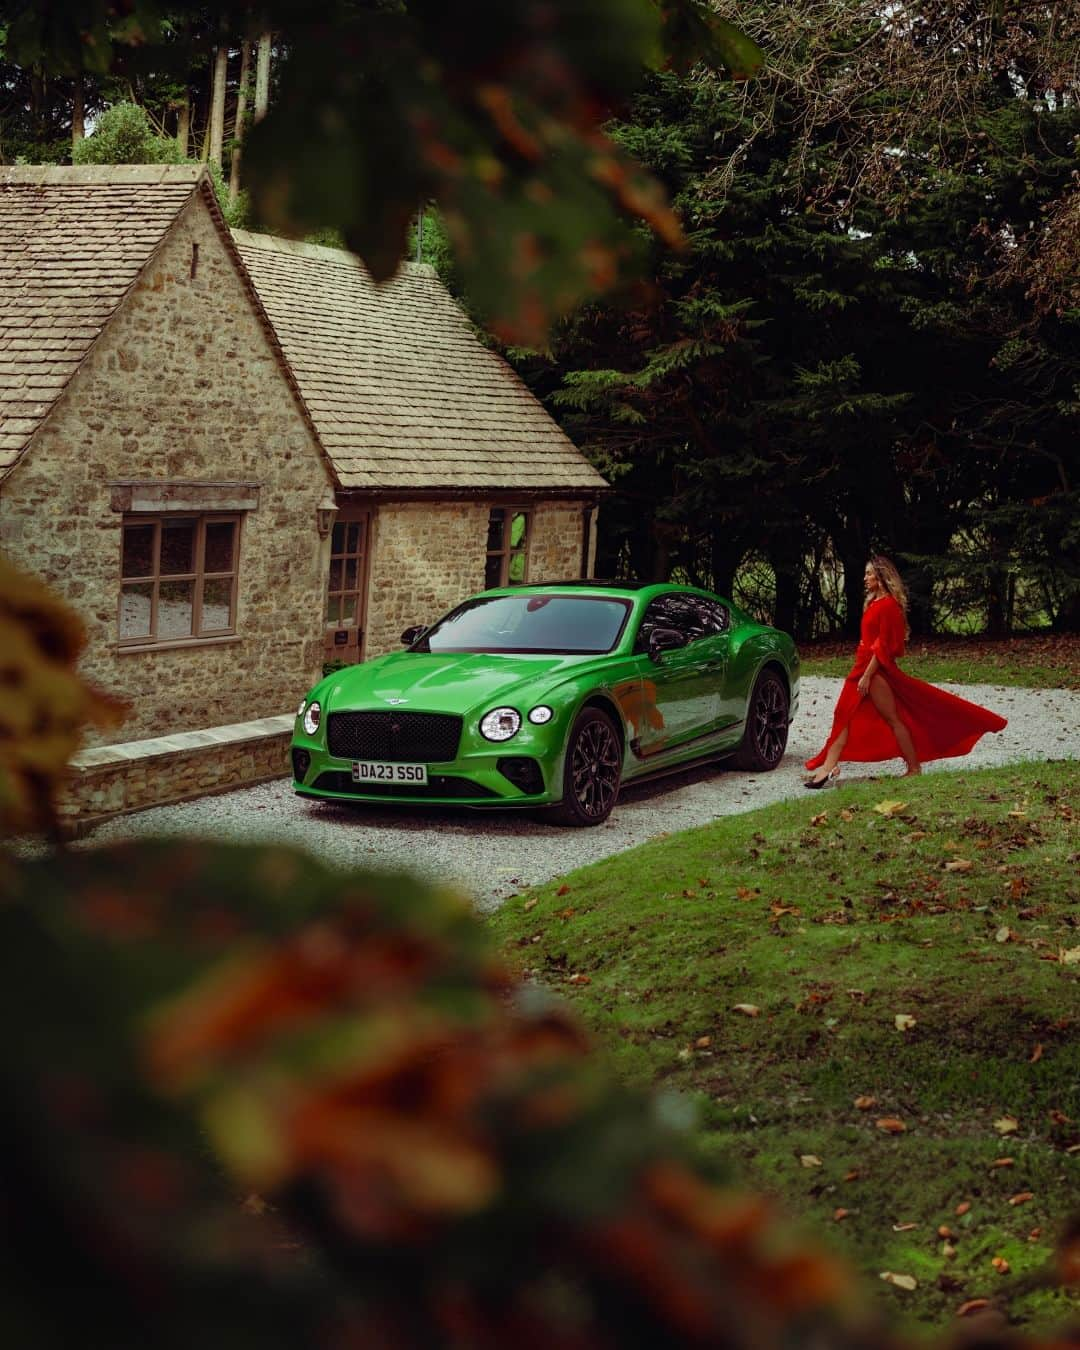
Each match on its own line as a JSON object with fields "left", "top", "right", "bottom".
{"left": 805, "top": 595, "right": 1007, "bottom": 769}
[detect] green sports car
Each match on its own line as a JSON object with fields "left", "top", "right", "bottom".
{"left": 291, "top": 581, "right": 799, "bottom": 826}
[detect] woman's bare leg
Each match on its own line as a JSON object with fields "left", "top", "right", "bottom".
{"left": 808, "top": 726, "right": 848, "bottom": 782}
{"left": 868, "top": 674, "right": 920, "bottom": 774}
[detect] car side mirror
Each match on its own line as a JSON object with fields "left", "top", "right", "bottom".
{"left": 400, "top": 625, "right": 426, "bottom": 646}
{"left": 648, "top": 626, "right": 687, "bottom": 662}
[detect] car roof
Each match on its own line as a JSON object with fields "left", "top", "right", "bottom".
{"left": 481, "top": 580, "right": 731, "bottom": 601}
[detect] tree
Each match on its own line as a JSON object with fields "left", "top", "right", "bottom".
{"left": 71, "top": 100, "right": 184, "bottom": 165}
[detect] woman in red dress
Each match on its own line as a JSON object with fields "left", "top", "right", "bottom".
{"left": 804, "top": 556, "right": 1007, "bottom": 788}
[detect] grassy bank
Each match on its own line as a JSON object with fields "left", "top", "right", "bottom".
{"left": 799, "top": 634, "right": 1079, "bottom": 689}
{"left": 489, "top": 762, "right": 1080, "bottom": 1330}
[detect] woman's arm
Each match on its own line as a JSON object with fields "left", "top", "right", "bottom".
{"left": 857, "top": 653, "right": 879, "bottom": 696}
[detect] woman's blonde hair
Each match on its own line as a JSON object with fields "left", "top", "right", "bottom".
{"left": 868, "top": 555, "right": 910, "bottom": 641}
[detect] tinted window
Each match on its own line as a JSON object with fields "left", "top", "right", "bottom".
{"left": 636, "top": 593, "right": 728, "bottom": 650}
{"left": 418, "top": 594, "right": 631, "bottom": 655}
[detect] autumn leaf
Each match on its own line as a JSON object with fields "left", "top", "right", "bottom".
{"left": 523, "top": 898, "right": 538, "bottom": 911}
{"left": 810, "top": 811, "right": 829, "bottom": 827}
{"left": 880, "top": 1271, "right": 917, "bottom": 1291}
{"left": 1061, "top": 946, "right": 1080, "bottom": 965}
{"left": 995, "top": 926, "right": 1012, "bottom": 943}
{"left": 944, "top": 858, "right": 974, "bottom": 873}
{"left": 955, "top": 1201, "right": 972, "bottom": 1216}
{"left": 938, "top": 1225, "right": 955, "bottom": 1238}
{"left": 800, "top": 1154, "right": 823, "bottom": 1168}
{"left": 873, "top": 800, "right": 908, "bottom": 817}
{"left": 735, "top": 886, "right": 760, "bottom": 901}
{"left": 694, "top": 1036, "right": 711, "bottom": 1049}
{"left": 732, "top": 1003, "right": 760, "bottom": 1017}
{"left": 1008, "top": 1191, "right": 1034, "bottom": 1206}
{"left": 833, "top": 1208, "right": 849, "bottom": 1221}
{"left": 843, "top": 1169, "right": 860, "bottom": 1182}
{"left": 875, "top": 1118, "right": 906, "bottom": 1134}
{"left": 990, "top": 1157, "right": 1014, "bottom": 1169}
{"left": 567, "top": 973, "right": 591, "bottom": 985}
{"left": 1030, "top": 1043, "right": 1043, "bottom": 1063}
{"left": 893, "top": 1222, "right": 918, "bottom": 1232}
{"left": 556, "top": 885, "right": 571, "bottom": 897}
{"left": 854, "top": 1095, "right": 877, "bottom": 1111}
{"left": 840, "top": 809, "right": 855, "bottom": 823}
{"left": 956, "top": 1299, "right": 990, "bottom": 1317}
{"left": 894, "top": 1014, "right": 917, "bottom": 1032}
{"left": 994, "top": 1116, "right": 1019, "bottom": 1134}
{"left": 991, "top": 1256, "right": 1011, "bottom": 1274}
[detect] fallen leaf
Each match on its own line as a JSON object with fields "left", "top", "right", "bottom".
{"left": 938, "top": 1225, "right": 955, "bottom": 1238}
{"left": 955, "top": 1201, "right": 972, "bottom": 1216}
{"left": 942, "top": 1241, "right": 957, "bottom": 1258}
{"left": 1030, "top": 1043, "right": 1043, "bottom": 1063}
{"left": 567, "top": 973, "right": 591, "bottom": 985}
{"left": 991, "top": 1256, "right": 1010, "bottom": 1274}
{"left": 1049, "top": 1109, "right": 1073, "bottom": 1126}
{"left": 735, "top": 886, "right": 759, "bottom": 901}
{"left": 840, "top": 808, "right": 855, "bottom": 823}
{"left": 833, "top": 1207, "right": 849, "bottom": 1221}
{"left": 880, "top": 1271, "right": 918, "bottom": 1291}
{"left": 1008, "top": 1191, "right": 1034, "bottom": 1206}
{"left": 810, "top": 810, "right": 829, "bottom": 826}
{"left": 523, "top": 898, "right": 538, "bottom": 911}
{"left": 854, "top": 1095, "right": 878, "bottom": 1111}
{"left": 906, "top": 829, "right": 927, "bottom": 840}
{"left": 1062, "top": 946, "right": 1080, "bottom": 965}
{"left": 893, "top": 1222, "right": 918, "bottom": 1232}
{"left": 843, "top": 1169, "right": 860, "bottom": 1182}
{"left": 944, "top": 858, "right": 974, "bottom": 873}
{"left": 559, "top": 907, "right": 576, "bottom": 919}
{"left": 876, "top": 1117, "right": 906, "bottom": 1134}
{"left": 873, "top": 800, "right": 908, "bottom": 817}
{"left": 1028, "top": 1228, "right": 1042, "bottom": 1241}
{"left": 694, "top": 1036, "right": 711, "bottom": 1049}
{"left": 556, "top": 884, "right": 571, "bottom": 896}
{"left": 990, "top": 1158, "right": 1014, "bottom": 1169}
{"left": 894, "top": 1014, "right": 917, "bottom": 1032}
{"left": 800, "top": 1154, "right": 823, "bottom": 1169}
{"left": 995, "top": 926, "right": 1012, "bottom": 943}
{"left": 994, "top": 1116, "right": 1019, "bottom": 1135}
{"left": 733, "top": 1003, "right": 760, "bottom": 1017}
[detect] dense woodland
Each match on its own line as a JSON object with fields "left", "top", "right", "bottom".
{"left": 1, "top": 2, "right": 1077, "bottom": 637}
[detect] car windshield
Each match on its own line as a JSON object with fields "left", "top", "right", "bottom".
{"left": 416, "top": 594, "right": 632, "bottom": 655}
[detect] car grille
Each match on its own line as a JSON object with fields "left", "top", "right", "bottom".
{"left": 326, "top": 711, "right": 463, "bottom": 763}
{"left": 312, "top": 772, "right": 497, "bottom": 800}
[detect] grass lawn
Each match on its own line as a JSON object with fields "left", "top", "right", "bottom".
{"left": 488, "top": 762, "right": 1080, "bottom": 1332}
{"left": 799, "top": 634, "right": 1079, "bottom": 689}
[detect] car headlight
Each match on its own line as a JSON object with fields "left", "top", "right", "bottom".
{"left": 480, "top": 707, "right": 521, "bottom": 742}
{"left": 302, "top": 700, "right": 321, "bottom": 736}
{"left": 296, "top": 698, "right": 307, "bottom": 719}
{"left": 528, "top": 705, "right": 553, "bottom": 725}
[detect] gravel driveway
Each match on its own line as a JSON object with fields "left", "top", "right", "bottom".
{"left": 80, "top": 678, "right": 1079, "bottom": 912}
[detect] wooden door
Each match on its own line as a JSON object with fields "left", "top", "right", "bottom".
{"left": 324, "top": 511, "right": 371, "bottom": 665}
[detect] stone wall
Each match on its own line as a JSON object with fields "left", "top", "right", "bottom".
{"left": 0, "top": 190, "right": 332, "bottom": 745}
{"left": 363, "top": 499, "right": 593, "bottom": 656}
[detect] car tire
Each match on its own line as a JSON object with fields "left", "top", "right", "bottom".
{"left": 547, "top": 707, "right": 622, "bottom": 827}
{"left": 733, "top": 668, "right": 789, "bottom": 772}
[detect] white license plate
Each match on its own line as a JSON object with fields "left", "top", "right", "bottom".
{"left": 351, "top": 761, "right": 429, "bottom": 785}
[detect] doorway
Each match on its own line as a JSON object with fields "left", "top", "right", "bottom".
{"left": 324, "top": 511, "right": 371, "bottom": 665}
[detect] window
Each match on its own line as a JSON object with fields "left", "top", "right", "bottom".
{"left": 326, "top": 517, "right": 369, "bottom": 627}
{"left": 485, "top": 508, "right": 529, "bottom": 588}
{"left": 119, "top": 515, "right": 240, "bottom": 645}
{"left": 635, "top": 593, "right": 729, "bottom": 651}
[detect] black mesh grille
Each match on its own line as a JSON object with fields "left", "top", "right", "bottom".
{"left": 326, "top": 711, "right": 463, "bottom": 762}
{"left": 312, "top": 772, "right": 497, "bottom": 800}
{"left": 291, "top": 748, "right": 311, "bottom": 782}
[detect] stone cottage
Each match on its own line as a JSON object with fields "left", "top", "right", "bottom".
{"left": 0, "top": 164, "right": 605, "bottom": 821}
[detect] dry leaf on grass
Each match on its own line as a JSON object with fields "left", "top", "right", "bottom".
{"left": 880, "top": 1271, "right": 918, "bottom": 1291}
{"left": 995, "top": 926, "right": 1012, "bottom": 943}
{"left": 854, "top": 1095, "right": 878, "bottom": 1110}
{"left": 1030, "top": 1043, "right": 1043, "bottom": 1063}
{"left": 876, "top": 1117, "right": 906, "bottom": 1134}
{"left": 840, "top": 808, "right": 855, "bottom": 823}
{"left": 1008, "top": 1191, "right": 1034, "bottom": 1206}
{"left": 894, "top": 1014, "right": 917, "bottom": 1032}
{"left": 956, "top": 1299, "right": 990, "bottom": 1317}
{"left": 556, "top": 884, "right": 571, "bottom": 896}
{"left": 810, "top": 810, "right": 829, "bottom": 826}
{"left": 523, "top": 898, "right": 538, "bottom": 911}
{"left": 938, "top": 1225, "right": 955, "bottom": 1239}
{"left": 873, "top": 800, "right": 908, "bottom": 817}
{"left": 694, "top": 1036, "right": 711, "bottom": 1049}
{"left": 944, "top": 858, "right": 974, "bottom": 873}
{"left": 994, "top": 1116, "right": 1019, "bottom": 1134}
{"left": 1061, "top": 946, "right": 1080, "bottom": 965}
{"left": 990, "top": 1158, "right": 1014, "bottom": 1169}
{"left": 733, "top": 1003, "right": 760, "bottom": 1017}
{"left": 567, "top": 973, "right": 591, "bottom": 985}
{"left": 800, "top": 1154, "right": 823, "bottom": 1168}
{"left": 833, "top": 1207, "right": 849, "bottom": 1221}
{"left": 991, "top": 1256, "right": 1011, "bottom": 1274}
{"left": 893, "top": 1222, "right": 919, "bottom": 1232}
{"left": 955, "top": 1201, "right": 972, "bottom": 1216}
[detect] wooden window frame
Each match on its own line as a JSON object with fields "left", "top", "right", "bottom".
{"left": 325, "top": 515, "right": 371, "bottom": 630}
{"left": 118, "top": 513, "right": 241, "bottom": 647}
{"left": 486, "top": 507, "right": 531, "bottom": 588}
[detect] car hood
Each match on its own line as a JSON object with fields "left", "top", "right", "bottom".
{"left": 322, "top": 650, "right": 601, "bottom": 715}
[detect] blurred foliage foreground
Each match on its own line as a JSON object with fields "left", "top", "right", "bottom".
{"left": 1, "top": 555, "right": 1078, "bottom": 1348}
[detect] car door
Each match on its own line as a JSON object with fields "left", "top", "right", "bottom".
{"left": 631, "top": 593, "right": 725, "bottom": 759}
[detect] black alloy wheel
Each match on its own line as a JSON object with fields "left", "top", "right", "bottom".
{"left": 549, "top": 707, "right": 622, "bottom": 826}
{"left": 734, "top": 670, "right": 789, "bottom": 771}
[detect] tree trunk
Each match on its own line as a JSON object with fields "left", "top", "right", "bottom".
{"left": 71, "top": 76, "right": 84, "bottom": 148}
{"left": 770, "top": 541, "right": 799, "bottom": 637}
{"left": 176, "top": 94, "right": 190, "bottom": 158}
{"left": 228, "top": 40, "right": 251, "bottom": 205}
{"left": 208, "top": 44, "right": 229, "bottom": 169}
{"left": 254, "top": 32, "right": 271, "bottom": 123}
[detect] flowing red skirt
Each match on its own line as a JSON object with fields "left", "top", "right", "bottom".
{"left": 805, "top": 667, "right": 1008, "bottom": 770}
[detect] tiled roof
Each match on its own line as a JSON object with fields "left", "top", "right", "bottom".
{"left": 232, "top": 231, "right": 606, "bottom": 493}
{"left": 0, "top": 165, "right": 204, "bottom": 480}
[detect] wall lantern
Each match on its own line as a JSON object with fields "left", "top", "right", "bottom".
{"left": 316, "top": 494, "right": 339, "bottom": 539}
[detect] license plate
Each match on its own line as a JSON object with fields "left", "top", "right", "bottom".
{"left": 351, "top": 760, "right": 429, "bottom": 785}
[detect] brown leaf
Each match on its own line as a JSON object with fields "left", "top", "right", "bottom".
{"left": 956, "top": 1299, "right": 990, "bottom": 1317}
{"left": 810, "top": 810, "right": 829, "bottom": 827}
{"left": 694, "top": 1036, "right": 711, "bottom": 1049}
{"left": 843, "top": 1169, "right": 860, "bottom": 1182}
{"left": 894, "top": 1014, "right": 917, "bottom": 1032}
{"left": 873, "top": 799, "right": 908, "bottom": 817}
{"left": 944, "top": 858, "right": 974, "bottom": 873}
{"left": 558, "top": 907, "right": 576, "bottom": 920}
{"left": 876, "top": 1117, "right": 906, "bottom": 1134}
{"left": 1008, "top": 1191, "right": 1034, "bottom": 1206}
{"left": 990, "top": 1158, "right": 1014, "bottom": 1169}
{"left": 840, "top": 809, "right": 855, "bottom": 823}
{"left": 732, "top": 1003, "right": 760, "bottom": 1017}
{"left": 991, "top": 1256, "right": 1010, "bottom": 1274}
{"left": 955, "top": 1201, "right": 972, "bottom": 1216}
{"left": 1049, "top": 1109, "right": 1073, "bottom": 1125}
{"left": 995, "top": 925, "right": 1012, "bottom": 943}
{"left": 1028, "top": 1227, "right": 1042, "bottom": 1241}
{"left": 993, "top": 1116, "right": 1019, "bottom": 1134}
{"left": 938, "top": 1225, "right": 955, "bottom": 1238}
{"left": 735, "top": 886, "right": 759, "bottom": 901}
{"left": 854, "top": 1095, "right": 878, "bottom": 1111}
{"left": 893, "top": 1222, "right": 919, "bottom": 1232}
{"left": 523, "top": 898, "right": 538, "bottom": 911}
{"left": 1030, "top": 1043, "right": 1043, "bottom": 1063}
{"left": 567, "top": 973, "right": 591, "bottom": 985}
{"left": 942, "top": 1241, "right": 957, "bottom": 1258}
{"left": 833, "top": 1207, "right": 849, "bottom": 1221}
{"left": 880, "top": 1271, "right": 917, "bottom": 1291}
{"left": 556, "top": 884, "right": 571, "bottom": 897}
{"left": 800, "top": 1154, "right": 823, "bottom": 1169}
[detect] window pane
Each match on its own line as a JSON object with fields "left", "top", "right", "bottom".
{"left": 331, "top": 521, "right": 346, "bottom": 554}
{"left": 347, "top": 523, "right": 361, "bottom": 554}
{"left": 508, "top": 551, "right": 526, "bottom": 584}
{"left": 122, "top": 523, "right": 155, "bottom": 579}
{"left": 160, "top": 520, "right": 195, "bottom": 575}
{"left": 340, "top": 596, "right": 356, "bottom": 625}
{"left": 326, "top": 592, "right": 341, "bottom": 623}
{"left": 344, "top": 558, "right": 358, "bottom": 591}
{"left": 328, "top": 559, "right": 343, "bottom": 592}
{"left": 119, "top": 582, "right": 152, "bottom": 639}
{"left": 204, "top": 521, "right": 235, "bottom": 574}
{"left": 510, "top": 512, "right": 527, "bottom": 548}
{"left": 201, "top": 577, "right": 234, "bottom": 631}
{"left": 486, "top": 508, "right": 505, "bottom": 552}
{"left": 158, "top": 579, "right": 194, "bottom": 639}
{"left": 485, "top": 554, "right": 503, "bottom": 589}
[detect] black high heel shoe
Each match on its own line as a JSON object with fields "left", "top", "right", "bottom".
{"left": 803, "top": 767, "right": 840, "bottom": 790}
